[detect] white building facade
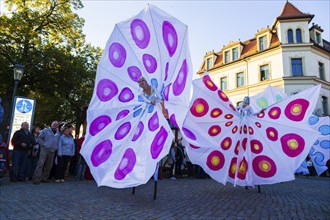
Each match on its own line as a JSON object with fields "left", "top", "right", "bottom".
{"left": 198, "top": 2, "right": 330, "bottom": 116}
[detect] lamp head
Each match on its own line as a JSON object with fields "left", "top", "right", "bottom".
{"left": 14, "top": 64, "right": 25, "bottom": 81}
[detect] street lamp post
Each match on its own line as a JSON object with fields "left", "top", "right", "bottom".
{"left": 6, "top": 64, "right": 25, "bottom": 145}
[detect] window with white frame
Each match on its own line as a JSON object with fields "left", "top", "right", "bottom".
{"left": 291, "top": 58, "right": 303, "bottom": 76}
{"left": 220, "top": 77, "right": 227, "bottom": 90}
{"left": 236, "top": 72, "right": 244, "bottom": 87}
{"left": 260, "top": 64, "right": 269, "bottom": 81}
{"left": 232, "top": 47, "right": 238, "bottom": 61}
{"left": 259, "top": 35, "right": 267, "bottom": 51}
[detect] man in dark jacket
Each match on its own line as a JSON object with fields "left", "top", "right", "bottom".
{"left": 10, "top": 122, "right": 35, "bottom": 181}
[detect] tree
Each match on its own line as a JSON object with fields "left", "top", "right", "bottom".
{"left": 0, "top": 0, "right": 102, "bottom": 136}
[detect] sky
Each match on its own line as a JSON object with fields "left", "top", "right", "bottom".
{"left": 1, "top": 0, "right": 329, "bottom": 74}
{"left": 75, "top": 0, "right": 330, "bottom": 74}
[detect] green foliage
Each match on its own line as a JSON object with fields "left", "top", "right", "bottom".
{"left": 0, "top": 0, "right": 102, "bottom": 130}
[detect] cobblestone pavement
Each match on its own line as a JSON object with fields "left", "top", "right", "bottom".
{"left": 1, "top": 175, "right": 329, "bottom": 220}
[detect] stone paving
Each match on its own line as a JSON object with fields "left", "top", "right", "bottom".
{"left": 0, "top": 175, "right": 329, "bottom": 219}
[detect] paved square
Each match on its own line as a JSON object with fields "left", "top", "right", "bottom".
{"left": 1, "top": 176, "right": 329, "bottom": 219}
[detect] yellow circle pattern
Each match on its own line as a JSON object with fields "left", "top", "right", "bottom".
{"left": 196, "top": 104, "right": 204, "bottom": 113}
{"left": 288, "top": 139, "right": 298, "bottom": 150}
{"left": 259, "top": 161, "right": 271, "bottom": 172}
{"left": 211, "top": 156, "right": 220, "bottom": 166}
{"left": 212, "top": 111, "right": 219, "bottom": 116}
{"left": 231, "top": 163, "right": 237, "bottom": 174}
{"left": 271, "top": 110, "right": 278, "bottom": 116}
{"left": 239, "top": 162, "right": 246, "bottom": 174}
{"left": 207, "top": 80, "right": 213, "bottom": 87}
{"left": 291, "top": 104, "right": 302, "bottom": 115}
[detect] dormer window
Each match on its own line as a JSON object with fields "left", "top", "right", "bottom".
{"left": 224, "top": 51, "right": 230, "bottom": 63}
{"left": 206, "top": 57, "right": 212, "bottom": 70}
{"left": 316, "top": 32, "right": 322, "bottom": 44}
{"left": 258, "top": 35, "right": 268, "bottom": 51}
{"left": 288, "top": 29, "right": 293, "bottom": 43}
{"left": 232, "top": 47, "right": 238, "bottom": 61}
{"left": 296, "top": 28, "right": 302, "bottom": 43}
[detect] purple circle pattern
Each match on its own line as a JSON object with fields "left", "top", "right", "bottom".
{"left": 163, "top": 84, "right": 171, "bottom": 101}
{"left": 281, "top": 133, "right": 305, "bottom": 157}
{"left": 91, "top": 140, "right": 113, "bottom": 167}
{"left": 118, "top": 87, "right": 134, "bottom": 103}
{"left": 173, "top": 59, "right": 188, "bottom": 96}
{"left": 143, "top": 54, "right": 157, "bottom": 74}
{"left": 116, "top": 110, "right": 130, "bottom": 121}
{"left": 114, "top": 122, "right": 131, "bottom": 140}
{"left": 127, "top": 66, "right": 142, "bottom": 82}
{"left": 169, "top": 114, "right": 179, "bottom": 129}
{"left": 164, "top": 62, "right": 169, "bottom": 81}
{"left": 148, "top": 112, "right": 159, "bottom": 132}
{"left": 150, "top": 126, "right": 168, "bottom": 159}
{"left": 130, "top": 19, "right": 150, "bottom": 49}
{"left": 162, "top": 21, "right": 178, "bottom": 57}
{"left": 108, "top": 42, "right": 126, "bottom": 68}
{"left": 96, "top": 79, "right": 119, "bottom": 102}
{"left": 182, "top": 127, "right": 196, "bottom": 140}
{"left": 89, "top": 115, "right": 112, "bottom": 136}
{"left": 114, "top": 148, "right": 136, "bottom": 180}
{"left": 132, "top": 121, "right": 144, "bottom": 142}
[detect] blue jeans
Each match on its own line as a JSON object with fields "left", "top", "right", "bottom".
{"left": 10, "top": 150, "right": 28, "bottom": 180}
{"left": 75, "top": 155, "right": 86, "bottom": 180}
